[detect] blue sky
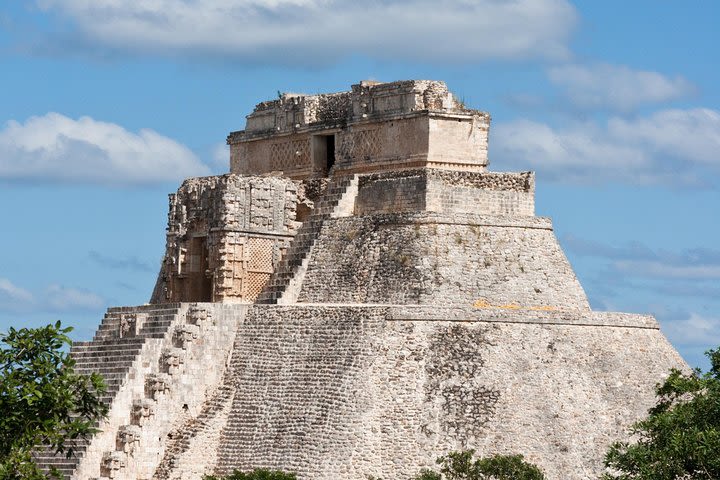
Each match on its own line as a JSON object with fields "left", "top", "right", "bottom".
{"left": 0, "top": 1, "right": 718, "bottom": 369}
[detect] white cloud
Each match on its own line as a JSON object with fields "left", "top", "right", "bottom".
{"left": 0, "top": 278, "right": 105, "bottom": 313}
{"left": 44, "top": 284, "right": 104, "bottom": 311}
{"left": 609, "top": 108, "right": 720, "bottom": 166}
{"left": 0, "top": 278, "right": 33, "bottom": 303}
{"left": 547, "top": 63, "right": 694, "bottom": 111}
{"left": 0, "top": 112, "right": 210, "bottom": 185}
{"left": 211, "top": 142, "right": 230, "bottom": 172}
{"left": 493, "top": 108, "right": 720, "bottom": 185}
{"left": 661, "top": 313, "right": 720, "bottom": 347}
{"left": 36, "top": 0, "right": 577, "bottom": 63}
{"left": 612, "top": 261, "right": 720, "bottom": 280}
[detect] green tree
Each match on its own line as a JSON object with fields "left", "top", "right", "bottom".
{"left": 414, "top": 450, "right": 545, "bottom": 480}
{"left": 0, "top": 321, "right": 108, "bottom": 479}
{"left": 603, "top": 348, "right": 720, "bottom": 479}
{"left": 203, "top": 468, "right": 297, "bottom": 480}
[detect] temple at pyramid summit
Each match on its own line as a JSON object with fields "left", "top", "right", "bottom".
{"left": 36, "top": 80, "right": 686, "bottom": 480}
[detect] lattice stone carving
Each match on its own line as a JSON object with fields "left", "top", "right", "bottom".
{"left": 247, "top": 237, "right": 274, "bottom": 271}
{"left": 131, "top": 399, "right": 156, "bottom": 426}
{"left": 244, "top": 237, "right": 275, "bottom": 301}
{"left": 246, "top": 272, "right": 272, "bottom": 301}
{"left": 350, "top": 128, "right": 380, "bottom": 160}
{"left": 269, "top": 138, "right": 310, "bottom": 171}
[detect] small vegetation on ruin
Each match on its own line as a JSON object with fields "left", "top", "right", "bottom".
{"left": 602, "top": 348, "right": 720, "bottom": 480}
{"left": 0, "top": 322, "right": 107, "bottom": 480}
{"left": 203, "top": 468, "right": 297, "bottom": 480}
{"left": 367, "top": 450, "right": 545, "bottom": 480}
{"left": 413, "top": 450, "right": 545, "bottom": 480}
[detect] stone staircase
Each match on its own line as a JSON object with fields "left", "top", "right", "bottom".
{"left": 257, "top": 174, "right": 359, "bottom": 304}
{"left": 33, "top": 304, "right": 183, "bottom": 480}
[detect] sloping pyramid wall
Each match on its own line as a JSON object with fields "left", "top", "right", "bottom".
{"left": 36, "top": 166, "right": 688, "bottom": 480}
{"left": 157, "top": 305, "right": 683, "bottom": 480}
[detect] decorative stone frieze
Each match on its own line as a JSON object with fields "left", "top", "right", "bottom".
{"left": 100, "top": 451, "right": 126, "bottom": 478}
{"left": 117, "top": 425, "right": 142, "bottom": 455}
{"left": 174, "top": 324, "right": 200, "bottom": 349}
{"left": 161, "top": 347, "right": 186, "bottom": 375}
{"left": 186, "top": 306, "right": 212, "bottom": 326}
{"left": 145, "top": 373, "right": 171, "bottom": 400}
{"left": 131, "top": 399, "right": 156, "bottom": 426}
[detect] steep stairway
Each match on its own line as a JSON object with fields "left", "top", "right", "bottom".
{"left": 33, "top": 304, "right": 182, "bottom": 479}
{"left": 257, "top": 174, "right": 358, "bottom": 304}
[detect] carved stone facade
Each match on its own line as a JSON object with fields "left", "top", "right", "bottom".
{"left": 228, "top": 80, "right": 490, "bottom": 178}
{"left": 36, "top": 80, "right": 687, "bottom": 480}
{"left": 150, "top": 174, "right": 298, "bottom": 304}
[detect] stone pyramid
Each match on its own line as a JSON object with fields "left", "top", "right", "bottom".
{"left": 37, "top": 80, "right": 686, "bottom": 480}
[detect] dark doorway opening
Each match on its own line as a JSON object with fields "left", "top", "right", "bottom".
{"left": 313, "top": 134, "right": 336, "bottom": 176}
{"left": 325, "top": 135, "right": 336, "bottom": 172}
{"left": 187, "top": 236, "right": 212, "bottom": 302}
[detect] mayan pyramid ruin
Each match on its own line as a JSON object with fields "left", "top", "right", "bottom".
{"left": 36, "top": 80, "right": 686, "bottom": 480}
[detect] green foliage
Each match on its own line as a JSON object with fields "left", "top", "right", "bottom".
{"left": 603, "top": 348, "right": 720, "bottom": 479}
{"left": 0, "top": 321, "right": 108, "bottom": 480}
{"left": 203, "top": 468, "right": 297, "bottom": 480}
{"left": 413, "top": 450, "right": 545, "bottom": 480}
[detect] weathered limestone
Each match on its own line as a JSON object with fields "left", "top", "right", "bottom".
{"left": 229, "top": 80, "right": 490, "bottom": 178}
{"left": 35, "top": 80, "right": 687, "bottom": 480}
{"left": 150, "top": 175, "right": 298, "bottom": 304}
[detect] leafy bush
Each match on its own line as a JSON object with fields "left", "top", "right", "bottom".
{"left": 603, "top": 348, "right": 720, "bottom": 479}
{"left": 203, "top": 468, "right": 297, "bottom": 480}
{"left": 0, "top": 322, "right": 107, "bottom": 480}
{"left": 412, "top": 450, "right": 545, "bottom": 480}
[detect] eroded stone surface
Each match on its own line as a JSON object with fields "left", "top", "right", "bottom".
{"left": 32, "top": 80, "right": 687, "bottom": 480}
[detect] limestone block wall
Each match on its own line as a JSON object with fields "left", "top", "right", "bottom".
{"left": 296, "top": 212, "right": 589, "bottom": 310}
{"left": 151, "top": 175, "right": 298, "bottom": 304}
{"left": 354, "top": 169, "right": 534, "bottom": 216}
{"left": 426, "top": 114, "right": 489, "bottom": 169}
{"left": 202, "top": 305, "right": 685, "bottom": 480}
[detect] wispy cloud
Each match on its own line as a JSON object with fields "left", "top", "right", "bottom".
{"left": 89, "top": 250, "right": 154, "bottom": 273}
{"left": 210, "top": 142, "right": 230, "bottom": 172}
{"left": 547, "top": 63, "right": 695, "bottom": 111}
{"left": 0, "top": 278, "right": 34, "bottom": 307}
{"left": 0, "top": 277, "right": 104, "bottom": 313}
{"left": 612, "top": 261, "right": 720, "bottom": 281}
{"left": 493, "top": 108, "right": 720, "bottom": 186}
{"left": 33, "top": 0, "right": 577, "bottom": 64}
{"left": 660, "top": 312, "right": 720, "bottom": 347}
{"left": 44, "top": 284, "right": 104, "bottom": 311}
{"left": 564, "top": 235, "right": 720, "bottom": 280}
{"left": 0, "top": 112, "right": 210, "bottom": 185}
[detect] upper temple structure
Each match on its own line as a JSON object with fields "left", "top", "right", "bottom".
{"left": 36, "top": 80, "right": 686, "bottom": 480}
